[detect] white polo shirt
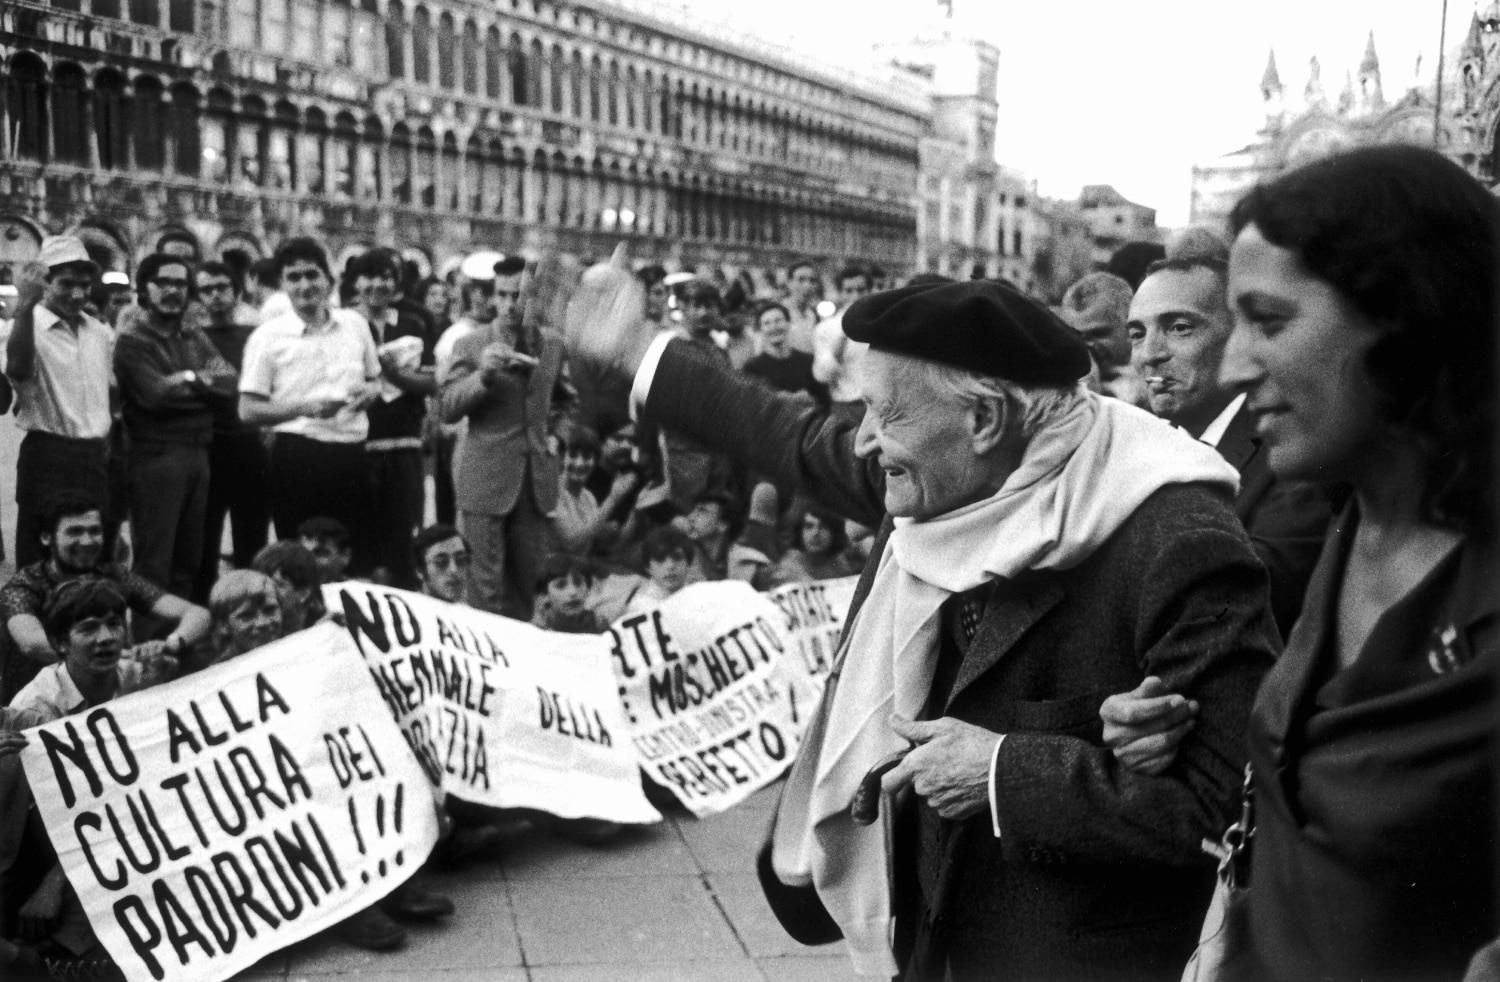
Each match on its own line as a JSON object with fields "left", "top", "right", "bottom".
{"left": 11, "top": 305, "right": 115, "bottom": 440}
{"left": 239, "top": 307, "right": 380, "bottom": 443}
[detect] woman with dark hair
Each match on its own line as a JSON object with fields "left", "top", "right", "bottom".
{"left": 1107, "top": 144, "right": 1497, "bottom": 981}
{"left": 415, "top": 277, "right": 451, "bottom": 334}
{"left": 779, "top": 506, "right": 860, "bottom": 582}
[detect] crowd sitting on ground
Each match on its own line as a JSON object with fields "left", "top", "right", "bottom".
{"left": 0, "top": 141, "right": 1495, "bottom": 982}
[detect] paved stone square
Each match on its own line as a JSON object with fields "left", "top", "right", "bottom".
{"left": 232, "top": 784, "right": 865, "bottom": 982}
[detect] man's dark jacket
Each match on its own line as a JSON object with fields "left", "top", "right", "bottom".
{"left": 1216, "top": 404, "right": 1335, "bottom": 637}
{"left": 642, "top": 340, "right": 1281, "bottom": 982}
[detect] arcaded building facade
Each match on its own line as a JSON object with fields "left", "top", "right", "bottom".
{"left": 0, "top": 0, "right": 927, "bottom": 279}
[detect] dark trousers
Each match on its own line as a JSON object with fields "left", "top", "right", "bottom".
{"left": 368, "top": 447, "right": 425, "bottom": 589}
{"left": 196, "top": 432, "right": 271, "bottom": 601}
{"left": 269, "top": 433, "right": 376, "bottom": 575}
{"left": 14, "top": 431, "right": 111, "bottom": 568}
{"left": 129, "top": 442, "right": 210, "bottom": 598}
{"left": 434, "top": 433, "right": 457, "bottom": 526}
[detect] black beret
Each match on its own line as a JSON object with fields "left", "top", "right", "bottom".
{"left": 842, "top": 280, "right": 1091, "bottom": 387}
{"left": 493, "top": 255, "right": 526, "bottom": 276}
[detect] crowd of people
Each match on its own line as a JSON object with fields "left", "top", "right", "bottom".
{"left": 0, "top": 140, "right": 1493, "bottom": 982}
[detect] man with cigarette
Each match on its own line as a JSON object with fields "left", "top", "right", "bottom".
{"left": 1127, "top": 256, "right": 1331, "bottom": 636}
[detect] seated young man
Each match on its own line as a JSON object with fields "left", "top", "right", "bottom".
{"left": 412, "top": 524, "right": 472, "bottom": 607}
{"left": 625, "top": 526, "right": 696, "bottom": 615}
{"left": 0, "top": 491, "right": 210, "bottom": 699}
{"left": 5, "top": 580, "right": 174, "bottom": 978}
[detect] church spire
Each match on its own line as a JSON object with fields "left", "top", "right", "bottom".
{"left": 1260, "top": 49, "right": 1283, "bottom": 97}
{"left": 1357, "top": 30, "right": 1385, "bottom": 111}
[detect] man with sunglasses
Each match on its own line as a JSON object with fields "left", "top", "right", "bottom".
{"left": 114, "top": 253, "right": 238, "bottom": 602}
{"left": 439, "top": 255, "right": 566, "bottom": 619}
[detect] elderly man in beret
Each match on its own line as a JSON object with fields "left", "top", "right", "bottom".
{"left": 567, "top": 251, "right": 1279, "bottom": 981}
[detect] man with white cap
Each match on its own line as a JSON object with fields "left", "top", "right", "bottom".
{"left": 439, "top": 254, "right": 566, "bottom": 619}
{"left": 6, "top": 236, "right": 116, "bottom": 568}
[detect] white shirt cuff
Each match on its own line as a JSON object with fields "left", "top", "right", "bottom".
{"left": 629, "top": 332, "right": 676, "bottom": 423}
{"left": 989, "top": 735, "right": 1006, "bottom": 838}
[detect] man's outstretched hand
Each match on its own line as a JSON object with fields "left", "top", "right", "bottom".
{"left": 563, "top": 242, "right": 654, "bottom": 380}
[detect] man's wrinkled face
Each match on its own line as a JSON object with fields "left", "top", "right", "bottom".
{"left": 62, "top": 611, "right": 126, "bottom": 679}
{"left": 145, "top": 262, "right": 191, "bottom": 319}
{"left": 46, "top": 510, "right": 104, "bottom": 574}
{"left": 1127, "top": 267, "right": 1234, "bottom": 433}
{"left": 45, "top": 265, "right": 95, "bottom": 320}
{"left": 282, "top": 260, "right": 330, "bottom": 318}
{"left": 419, "top": 536, "right": 471, "bottom": 606}
{"left": 853, "top": 351, "right": 1001, "bottom": 521}
{"left": 195, "top": 273, "right": 238, "bottom": 318}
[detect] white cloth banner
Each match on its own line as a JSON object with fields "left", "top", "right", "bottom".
{"left": 20, "top": 623, "right": 439, "bottom": 982}
{"left": 609, "top": 578, "right": 857, "bottom": 816}
{"left": 323, "top": 582, "right": 661, "bottom": 824}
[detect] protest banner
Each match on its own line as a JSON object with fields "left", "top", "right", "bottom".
{"left": 608, "top": 578, "right": 855, "bottom": 816}
{"left": 324, "top": 583, "right": 661, "bottom": 825}
{"left": 20, "top": 623, "right": 438, "bottom": 982}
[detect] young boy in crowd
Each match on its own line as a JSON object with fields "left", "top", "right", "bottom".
{"left": 626, "top": 526, "right": 696, "bottom": 615}
{"left": 206, "top": 569, "right": 284, "bottom": 665}
{"left": 532, "top": 555, "right": 603, "bottom": 634}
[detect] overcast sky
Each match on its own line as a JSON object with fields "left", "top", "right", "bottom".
{"left": 687, "top": 0, "right": 1471, "bottom": 226}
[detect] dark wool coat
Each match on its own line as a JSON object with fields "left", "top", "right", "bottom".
{"left": 644, "top": 340, "right": 1281, "bottom": 982}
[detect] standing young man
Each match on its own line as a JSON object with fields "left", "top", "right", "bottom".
{"left": 239, "top": 238, "right": 381, "bottom": 574}
{"left": 5, "top": 236, "right": 115, "bottom": 568}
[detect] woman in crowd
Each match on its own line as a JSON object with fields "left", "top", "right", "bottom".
{"left": 774, "top": 507, "right": 861, "bottom": 583}
{"left": 551, "top": 419, "right": 641, "bottom": 558}
{"left": 1108, "top": 144, "right": 1497, "bottom": 982}
{"left": 416, "top": 277, "right": 452, "bottom": 335}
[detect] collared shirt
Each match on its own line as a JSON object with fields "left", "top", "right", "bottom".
{"left": 239, "top": 307, "right": 380, "bottom": 443}
{"left": 114, "top": 309, "right": 239, "bottom": 447}
{"left": 9, "top": 659, "right": 159, "bottom": 721}
{"left": 11, "top": 304, "right": 115, "bottom": 440}
{"left": 1198, "top": 392, "right": 1248, "bottom": 449}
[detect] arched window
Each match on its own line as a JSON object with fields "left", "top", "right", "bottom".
{"left": 94, "top": 70, "right": 130, "bottom": 169}
{"left": 588, "top": 55, "right": 602, "bottom": 122}
{"left": 625, "top": 66, "right": 637, "bottom": 129}
{"left": 570, "top": 51, "right": 584, "bottom": 117}
{"left": 529, "top": 39, "right": 545, "bottom": 108}
{"left": 440, "top": 131, "right": 460, "bottom": 210}
{"left": 6, "top": 54, "right": 49, "bottom": 162}
{"left": 548, "top": 151, "right": 568, "bottom": 225}
{"left": 51, "top": 63, "right": 90, "bottom": 166}
{"left": 415, "top": 126, "right": 436, "bottom": 207}
{"left": 606, "top": 60, "right": 619, "bottom": 126}
{"left": 436, "top": 13, "right": 456, "bottom": 89}
{"left": 201, "top": 88, "right": 233, "bottom": 183}
{"left": 531, "top": 150, "right": 548, "bottom": 223}
{"left": 484, "top": 139, "right": 505, "bottom": 215}
{"left": 411, "top": 6, "right": 432, "bottom": 84}
{"left": 509, "top": 34, "right": 529, "bottom": 106}
{"left": 549, "top": 44, "right": 564, "bottom": 112}
{"left": 332, "top": 111, "right": 358, "bottom": 196}
{"left": 390, "top": 122, "right": 412, "bottom": 203}
{"left": 238, "top": 96, "right": 267, "bottom": 187}
{"left": 170, "top": 82, "right": 201, "bottom": 175}
{"left": 461, "top": 21, "right": 479, "bottom": 94}
{"left": 358, "top": 116, "right": 383, "bottom": 199}
{"left": 300, "top": 106, "right": 327, "bottom": 193}
{"left": 352, "top": 0, "right": 380, "bottom": 73}
{"left": 484, "top": 27, "right": 503, "bottom": 99}
{"left": 465, "top": 134, "right": 484, "bottom": 211}
{"left": 269, "top": 100, "right": 297, "bottom": 189}
{"left": 385, "top": 0, "right": 407, "bottom": 78}
{"left": 642, "top": 69, "right": 654, "bottom": 132}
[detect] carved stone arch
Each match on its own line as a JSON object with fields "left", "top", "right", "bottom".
{"left": 73, "top": 217, "right": 133, "bottom": 272}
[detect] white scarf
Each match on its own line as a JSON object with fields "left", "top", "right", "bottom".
{"left": 771, "top": 391, "right": 1239, "bottom": 977}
